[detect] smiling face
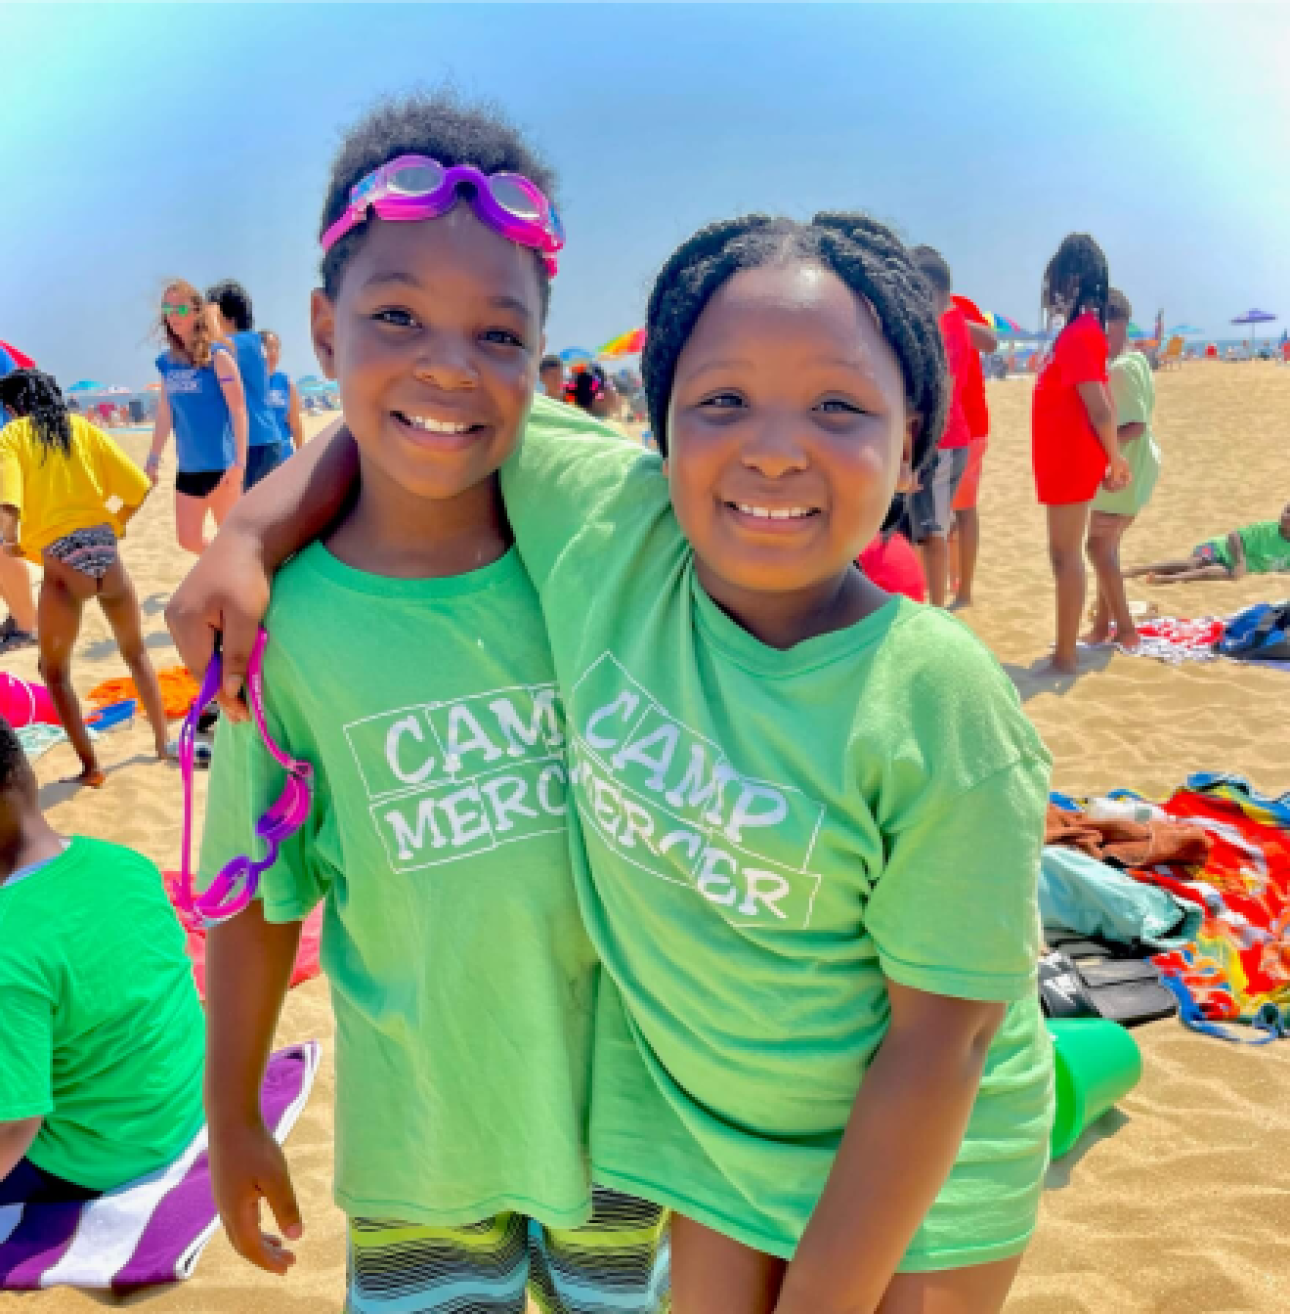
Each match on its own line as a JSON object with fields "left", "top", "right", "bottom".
{"left": 311, "top": 206, "right": 543, "bottom": 503}
{"left": 263, "top": 334, "right": 281, "bottom": 373}
{"left": 665, "top": 262, "right": 914, "bottom": 617}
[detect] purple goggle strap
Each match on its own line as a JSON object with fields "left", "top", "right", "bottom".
{"left": 178, "top": 629, "right": 314, "bottom": 924}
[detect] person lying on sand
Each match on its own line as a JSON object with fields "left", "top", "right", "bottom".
{"left": 1125, "top": 504, "right": 1290, "bottom": 584}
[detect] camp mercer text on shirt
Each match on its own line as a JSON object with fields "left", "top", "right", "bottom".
{"left": 499, "top": 397, "right": 1056, "bottom": 1272}
{"left": 155, "top": 347, "right": 236, "bottom": 473}
{"left": 0, "top": 837, "right": 205, "bottom": 1191}
{"left": 199, "top": 543, "right": 599, "bottom": 1228}
{"left": 229, "top": 330, "right": 280, "bottom": 450}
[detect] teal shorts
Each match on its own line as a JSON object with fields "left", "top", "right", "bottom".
{"left": 346, "top": 1187, "right": 670, "bottom": 1313}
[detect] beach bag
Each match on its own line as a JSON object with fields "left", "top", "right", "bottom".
{"left": 0, "top": 673, "right": 59, "bottom": 727}
{"left": 1216, "top": 601, "right": 1290, "bottom": 662}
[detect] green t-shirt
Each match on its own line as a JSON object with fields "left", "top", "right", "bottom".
{"left": 1203, "top": 520, "right": 1290, "bottom": 573}
{"left": 501, "top": 398, "right": 1055, "bottom": 1268}
{"left": 1093, "top": 351, "right": 1160, "bottom": 517}
{"left": 200, "top": 543, "right": 598, "bottom": 1229}
{"left": 0, "top": 837, "right": 205, "bottom": 1190}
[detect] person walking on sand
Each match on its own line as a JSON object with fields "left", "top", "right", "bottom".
{"left": 0, "top": 370, "right": 170, "bottom": 787}
{"left": 1083, "top": 290, "right": 1160, "bottom": 647}
{"left": 1031, "top": 234, "right": 1131, "bottom": 675}
{"left": 146, "top": 280, "right": 247, "bottom": 554}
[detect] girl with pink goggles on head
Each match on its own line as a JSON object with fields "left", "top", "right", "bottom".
{"left": 321, "top": 154, "right": 565, "bottom": 274}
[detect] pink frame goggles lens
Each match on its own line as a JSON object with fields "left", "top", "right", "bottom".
{"left": 320, "top": 154, "right": 564, "bottom": 275}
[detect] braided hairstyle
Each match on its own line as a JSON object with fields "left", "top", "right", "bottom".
{"left": 641, "top": 213, "right": 948, "bottom": 486}
{"left": 1041, "top": 233, "right": 1110, "bottom": 331}
{"left": 0, "top": 369, "right": 74, "bottom": 463}
{"left": 319, "top": 89, "right": 558, "bottom": 318}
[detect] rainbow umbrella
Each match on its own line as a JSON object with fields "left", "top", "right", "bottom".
{"left": 988, "top": 312, "right": 1026, "bottom": 335}
{"left": 599, "top": 327, "right": 647, "bottom": 358}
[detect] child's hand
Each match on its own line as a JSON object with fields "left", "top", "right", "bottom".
{"left": 166, "top": 533, "right": 272, "bottom": 724}
{"left": 210, "top": 1119, "right": 303, "bottom": 1276}
{"left": 1104, "top": 455, "right": 1132, "bottom": 492}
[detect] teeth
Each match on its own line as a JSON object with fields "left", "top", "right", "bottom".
{"left": 734, "top": 503, "right": 814, "bottom": 520}
{"left": 404, "top": 414, "right": 472, "bottom": 434}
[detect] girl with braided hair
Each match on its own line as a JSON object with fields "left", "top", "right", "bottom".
{"left": 1032, "top": 234, "right": 1132, "bottom": 673}
{"left": 0, "top": 370, "right": 170, "bottom": 785}
{"left": 171, "top": 209, "right": 1051, "bottom": 1314}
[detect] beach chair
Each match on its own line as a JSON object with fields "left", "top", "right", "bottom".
{"left": 1159, "top": 335, "right": 1184, "bottom": 370}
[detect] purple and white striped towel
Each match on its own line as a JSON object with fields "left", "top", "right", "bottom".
{"left": 0, "top": 1041, "right": 320, "bottom": 1292}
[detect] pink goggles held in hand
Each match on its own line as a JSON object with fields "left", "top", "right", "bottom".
{"left": 178, "top": 629, "right": 315, "bottom": 925}
{"left": 320, "top": 154, "right": 565, "bottom": 275}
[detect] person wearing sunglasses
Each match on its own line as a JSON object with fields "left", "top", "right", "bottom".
{"left": 146, "top": 280, "right": 247, "bottom": 554}
{"left": 187, "top": 93, "right": 668, "bottom": 1312}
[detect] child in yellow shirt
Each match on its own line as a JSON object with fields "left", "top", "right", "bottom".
{"left": 0, "top": 371, "right": 168, "bottom": 785}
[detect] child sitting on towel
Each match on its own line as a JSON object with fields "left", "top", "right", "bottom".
{"left": 1126, "top": 503, "right": 1290, "bottom": 584}
{"left": 0, "top": 717, "right": 204, "bottom": 1204}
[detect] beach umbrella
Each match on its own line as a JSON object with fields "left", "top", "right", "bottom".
{"left": 144, "top": 382, "right": 162, "bottom": 391}
{"left": 1231, "top": 308, "right": 1277, "bottom": 348}
{"left": 68, "top": 380, "right": 106, "bottom": 392}
{"left": 1166, "top": 324, "right": 1204, "bottom": 337}
{"left": 599, "top": 327, "right": 647, "bottom": 358}
{"left": 987, "top": 312, "right": 1027, "bottom": 336}
{"left": 0, "top": 339, "right": 35, "bottom": 369}
{"left": 559, "top": 347, "right": 595, "bottom": 367}
{"left": 1127, "top": 321, "right": 1148, "bottom": 340}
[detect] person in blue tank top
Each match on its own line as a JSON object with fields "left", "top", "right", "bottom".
{"left": 145, "top": 280, "right": 247, "bottom": 554}
{"left": 206, "top": 281, "right": 286, "bottom": 490}
{"left": 259, "top": 330, "right": 303, "bottom": 453}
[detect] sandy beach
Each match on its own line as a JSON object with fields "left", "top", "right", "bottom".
{"left": 14, "top": 365, "right": 1290, "bottom": 1312}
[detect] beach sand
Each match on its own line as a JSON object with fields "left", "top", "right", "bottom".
{"left": 17, "top": 368, "right": 1290, "bottom": 1311}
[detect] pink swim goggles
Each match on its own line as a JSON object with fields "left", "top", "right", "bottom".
{"left": 178, "top": 629, "right": 315, "bottom": 925}
{"left": 320, "top": 154, "right": 565, "bottom": 275}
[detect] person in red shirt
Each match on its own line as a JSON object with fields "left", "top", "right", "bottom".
{"left": 909, "top": 247, "right": 973, "bottom": 607}
{"left": 948, "top": 294, "right": 998, "bottom": 607}
{"left": 1032, "top": 234, "right": 1131, "bottom": 674}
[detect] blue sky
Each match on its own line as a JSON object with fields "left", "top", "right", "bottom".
{"left": 3, "top": 3, "right": 1289, "bottom": 385}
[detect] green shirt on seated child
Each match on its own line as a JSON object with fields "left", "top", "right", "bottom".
{"left": 0, "top": 837, "right": 205, "bottom": 1191}
{"left": 1202, "top": 520, "right": 1290, "bottom": 574}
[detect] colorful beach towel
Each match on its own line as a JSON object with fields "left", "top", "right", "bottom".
{"left": 161, "top": 871, "right": 323, "bottom": 999}
{"left": 1146, "top": 775, "right": 1290, "bottom": 1032}
{"left": 1121, "top": 616, "right": 1225, "bottom": 664}
{"left": 0, "top": 1042, "right": 320, "bottom": 1291}
{"left": 88, "top": 666, "right": 201, "bottom": 722}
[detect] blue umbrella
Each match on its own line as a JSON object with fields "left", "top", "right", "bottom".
{"left": 68, "top": 380, "right": 106, "bottom": 392}
{"left": 1231, "top": 308, "right": 1277, "bottom": 349}
{"left": 1166, "top": 324, "right": 1204, "bottom": 337}
{"left": 559, "top": 347, "right": 594, "bottom": 367}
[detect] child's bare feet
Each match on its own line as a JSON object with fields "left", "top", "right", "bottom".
{"left": 1039, "top": 655, "right": 1079, "bottom": 677}
{"left": 949, "top": 593, "right": 973, "bottom": 611}
{"left": 63, "top": 765, "right": 107, "bottom": 788}
{"left": 1115, "top": 627, "right": 1142, "bottom": 653}
{"left": 1081, "top": 626, "right": 1113, "bottom": 646}
{"left": 1145, "top": 572, "right": 1177, "bottom": 585}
